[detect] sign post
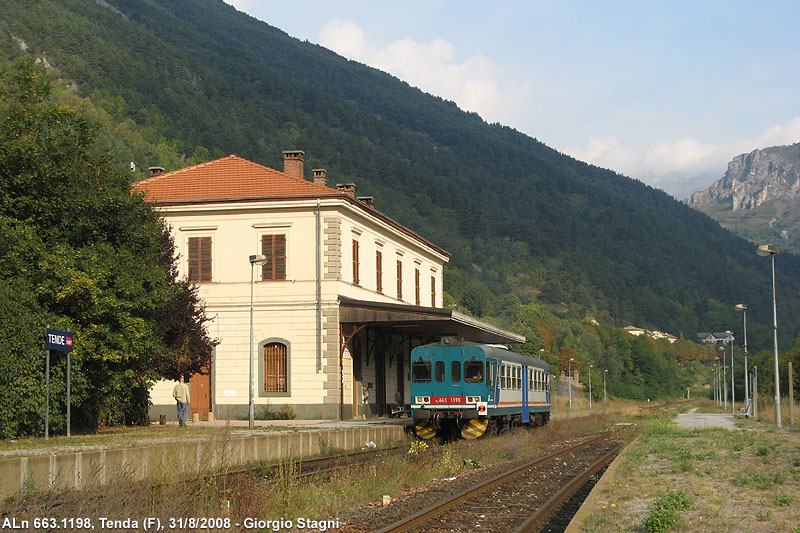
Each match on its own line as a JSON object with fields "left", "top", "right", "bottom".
{"left": 45, "top": 327, "right": 75, "bottom": 440}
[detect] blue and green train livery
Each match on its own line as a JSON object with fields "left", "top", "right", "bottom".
{"left": 410, "top": 338, "right": 551, "bottom": 439}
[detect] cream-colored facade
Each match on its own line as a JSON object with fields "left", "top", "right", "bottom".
{"left": 142, "top": 153, "right": 523, "bottom": 421}
{"left": 149, "top": 194, "right": 446, "bottom": 420}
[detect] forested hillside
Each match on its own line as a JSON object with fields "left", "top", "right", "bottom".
{"left": 2, "top": 0, "right": 800, "bottom": 351}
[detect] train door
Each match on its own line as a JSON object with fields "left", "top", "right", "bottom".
{"left": 521, "top": 366, "right": 530, "bottom": 422}
{"left": 450, "top": 359, "right": 461, "bottom": 396}
{"left": 545, "top": 369, "right": 551, "bottom": 406}
{"left": 487, "top": 361, "right": 496, "bottom": 403}
{"left": 495, "top": 363, "right": 502, "bottom": 405}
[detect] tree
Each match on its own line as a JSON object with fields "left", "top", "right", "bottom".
{"left": 0, "top": 57, "right": 215, "bottom": 434}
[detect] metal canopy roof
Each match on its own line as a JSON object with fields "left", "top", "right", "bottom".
{"left": 338, "top": 296, "right": 525, "bottom": 345}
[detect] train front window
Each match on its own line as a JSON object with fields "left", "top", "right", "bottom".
{"left": 451, "top": 361, "right": 461, "bottom": 382}
{"left": 412, "top": 360, "right": 432, "bottom": 383}
{"left": 435, "top": 361, "right": 445, "bottom": 382}
{"left": 464, "top": 361, "right": 484, "bottom": 383}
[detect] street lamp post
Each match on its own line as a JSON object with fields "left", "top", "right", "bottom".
{"left": 757, "top": 244, "right": 781, "bottom": 428}
{"left": 727, "top": 331, "right": 735, "bottom": 415}
{"left": 568, "top": 358, "right": 574, "bottom": 408}
{"left": 736, "top": 304, "right": 749, "bottom": 414}
{"left": 589, "top": 364, "right": 593, "bottom": 408}
{"left": 713, "top": 359, "right": 718, "bottom": 404}
{"left": 719, "top": 346, "right": 727, "bottom": 409}
{"left": 249, "top": 254, "right": 268, "bottom": 429}
{"left": 603, "top": 369, "right": 608, "bottom": 402}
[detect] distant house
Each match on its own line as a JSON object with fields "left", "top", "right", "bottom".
{"left": 696, "top": 331, "right": 734, "bottom": 345}
{"left": 696, "top": 332, "right": 716, "bottom": 344}
{"left": 624, "top": 326, "right": 646, "bottom": 336}
{"left": 627, "top": 326, "right": 678, "bottom": 343}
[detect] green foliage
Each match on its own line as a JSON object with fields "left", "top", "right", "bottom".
{"left": 642, "top": 489, "right": 692, "bottom": 532}
{"left": 0, "top": 272, "right": 49, "bottom": 439}
{"left": 3, "top": 0, "right": 800, "bottom": 354}
{"left": 0, "top": 58, "right": 214, "bottom": 435}
{"left": 257, "top": 403, "right": 297, "bottom": 421}
{"left": 734, "top": 471, "right": 786, "bottom": 490}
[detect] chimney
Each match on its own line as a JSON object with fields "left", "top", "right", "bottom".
{"left": 336, "top": 183, "right": 356, "bottom": 197}
{"left": 312, "top": 168, "right": 328, "bottom": 187}
{"left": 357, "top": 196, "right": 375, "bottom": 209}
{"left": 282, "top": 150, "right": 304, "bottom": 178}
{"left": 149, "top": 166, "right": 165, "bottom": 177}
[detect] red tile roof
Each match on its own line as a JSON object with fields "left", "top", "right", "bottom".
{"left": 131, "top": 154, "right": 339, "bottom": 202}
{"left": 131, "top": 154, "right": 450, "bottom": 258}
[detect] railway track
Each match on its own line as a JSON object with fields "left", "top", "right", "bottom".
{"left": 373, "top": 434, "right": 621, "bottom": 533}
{"left": 234, "top": 445, "right": 405, "bottom": 480}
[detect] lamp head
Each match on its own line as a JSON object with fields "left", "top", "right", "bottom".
{"left": 735, "top": 303, "right": 747, "bottom": 311}
{"left": 249, "top": 254, "right": 268, "bottom": 264}
{"left": 756, "top": 244, "right": 776, "bottom": 256}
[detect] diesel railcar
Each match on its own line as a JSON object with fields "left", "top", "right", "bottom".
{"left": 410, "top": 338, "right": 551, "bottom": 440}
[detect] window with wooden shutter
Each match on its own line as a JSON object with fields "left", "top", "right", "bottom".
{"left": 188, "top": 236, "right": 212, "bottom": 282}
{"left": 430, "top": 275, "right": 436, "bottom": 307}
{"left": 261, "top": 234, "right": 287, "bottom": 280}
{"left": 376, "top": 250, "right": 383, "bottom": 293}
{"left": 352, "top": 240, "right": 360, "bottom": 285}
{"left": 396, "top": 259, "right": 403, "bottom": 300}
{"left": 264, "top": 342, "right": 287, "bottom": 392}
{"left": 415, "top": 268, "right": 420, "bottom": 306}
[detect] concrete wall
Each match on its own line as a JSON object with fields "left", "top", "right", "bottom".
{"left": 0, "top": 425, "right": 405, "bottom": 501}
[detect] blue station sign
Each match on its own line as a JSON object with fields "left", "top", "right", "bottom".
{"left": 45, "top": 328, "right": 74, "bottom": 352}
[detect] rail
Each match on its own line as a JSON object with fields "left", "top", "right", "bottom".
{"left": 375, "top": 433, "right": 613, "bottom": 533}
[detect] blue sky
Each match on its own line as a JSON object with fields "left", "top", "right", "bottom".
{"left": 227, "top": 1, "right": 800, "bottom": 198}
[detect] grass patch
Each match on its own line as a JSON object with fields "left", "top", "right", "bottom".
{"left": 582, "top": 400, "right": 800, "bottom": 532}
{"left": 641, "top": 489, "right": 692, "bottom": 532}
{"left": 3, "top": 411, "right": 623, "bottom": 526}
{"left": 734, "top": 471, "right": 786, "bottom": 490}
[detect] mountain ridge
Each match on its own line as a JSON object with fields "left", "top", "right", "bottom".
{"left": 3, "top": 0, "right": 800, "bottom": 349}
{"left": 686, "top": 143, "right": 800, "bottom": 253}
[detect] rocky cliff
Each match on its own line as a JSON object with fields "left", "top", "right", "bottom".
{"left": 686, "top": 143, "right": 800, "bottom": 210}
{"left": 685, "top": 143, "right": 800, "bottom": 253}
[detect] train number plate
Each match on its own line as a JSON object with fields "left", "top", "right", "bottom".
{"left": 430, "top": 396, "right": 465, "bottom": 404}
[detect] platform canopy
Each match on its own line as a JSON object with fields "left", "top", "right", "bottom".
{"left": 338, "top": 296, "right": 525, "bottom": 345}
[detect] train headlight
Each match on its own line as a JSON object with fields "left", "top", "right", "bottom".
{"left": 415, "top": 396, "right": 430, "bottom": 404}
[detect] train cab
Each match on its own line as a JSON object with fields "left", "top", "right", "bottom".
{"left": 410, "top": 338, "right": 550, "bottom": 439}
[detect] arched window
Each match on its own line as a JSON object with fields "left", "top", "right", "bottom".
{"left": 264, "top": 342, "right": 288, "bottom": 392}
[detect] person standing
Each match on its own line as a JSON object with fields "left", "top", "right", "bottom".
{"left": 172, "top": 375, "right": 190, "bottom": 426}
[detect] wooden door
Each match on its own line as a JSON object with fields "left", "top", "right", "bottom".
{"left": 190, "top": 371, "right": 211, "bottom": 419}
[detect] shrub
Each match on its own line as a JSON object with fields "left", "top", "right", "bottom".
{"left": 642, "top": 489, "right": 692, "bottom": 532}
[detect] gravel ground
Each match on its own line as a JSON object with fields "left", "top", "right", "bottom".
{"left": 337, "top": 434, "right": 620, "bottom": 532}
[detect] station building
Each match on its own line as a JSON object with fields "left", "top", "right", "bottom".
{"left": 133, "top": 151, "right": 523, "bottom": 421}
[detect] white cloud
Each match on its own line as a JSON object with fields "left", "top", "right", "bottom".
{"left": 566, "top": 117, "right": 800, "bottom": 197}
{"left": 737, "top": 116, "right": 800, "bottom": 154}
{"left": 225, "top": 0, "right": 256, "bottom": 10}
{"left": 318, "top": 19, "right": 532, "bottom": 127}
